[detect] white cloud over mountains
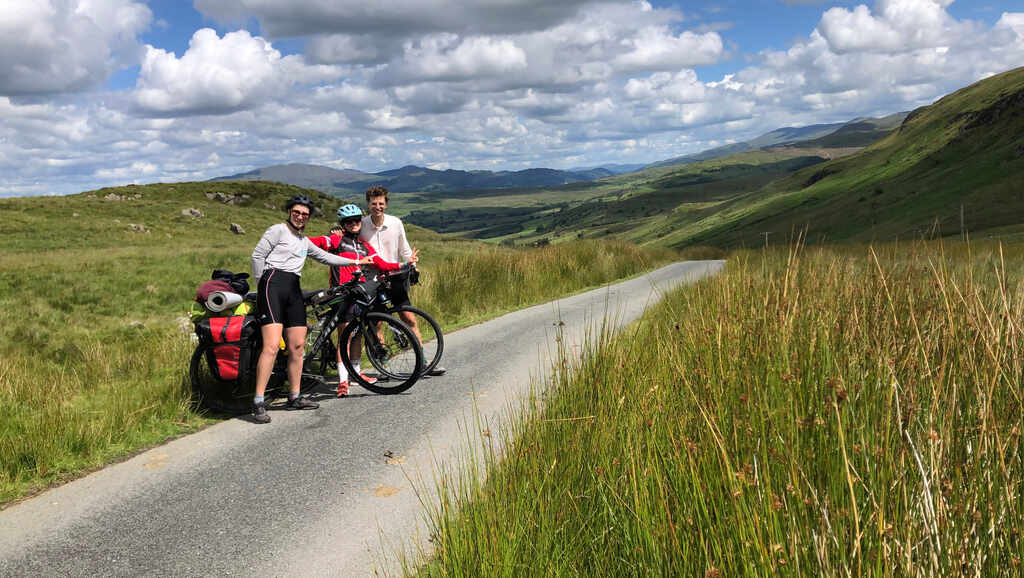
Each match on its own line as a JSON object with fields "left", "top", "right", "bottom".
{"left": 1, "top": 0, "right": 1023, "bottom": 196}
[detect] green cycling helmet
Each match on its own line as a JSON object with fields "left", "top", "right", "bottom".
{"left": 337, "top": 204, "right": 363, "bottom": 222}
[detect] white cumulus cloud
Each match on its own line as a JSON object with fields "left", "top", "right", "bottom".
{"left": 194, "top": 0, "right": 595, "bottom": 37}
{"left": 817, "top": 0, "right": 975, "bottom": 54}
{"left": 392, "top": 34, "right": 528, "bottom": 82}
{"left": 0, "top": 0, "right": 151, "bottom": 96}
{"left": 4, "top": 0, "right": 1024, "bottom": 198}
{"left": 614, "top": 26, "right": 723, "bottom": 71}
{"left": 134, "top": 29, "right": 294, "bottom": 115}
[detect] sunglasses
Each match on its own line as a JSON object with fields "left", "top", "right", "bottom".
{"left": 290, "top": 209, "right": 310, "bottom": 218}
{"left": 340, "top": 217, "right": 362, "bottom": 225}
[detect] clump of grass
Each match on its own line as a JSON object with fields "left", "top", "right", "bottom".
{"left": 418, "top": 240, "right": 1023, "bottom": 576}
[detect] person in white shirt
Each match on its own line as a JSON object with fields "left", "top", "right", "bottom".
{"left": 359, "top": 186, "right": 446, "bottom": 376}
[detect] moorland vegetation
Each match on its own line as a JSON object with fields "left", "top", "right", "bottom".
{"left": 418, "top": 240, "right": 1024, "bottom": 575}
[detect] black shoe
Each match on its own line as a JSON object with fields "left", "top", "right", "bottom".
{"left": 286, "top": 395, "right": 319, "bottom": 410}
{"left": 252, "top": 401, "right": 271, "bottom": 424}
{"left": 427, "top": 366, "right": 447, "bottom": 376}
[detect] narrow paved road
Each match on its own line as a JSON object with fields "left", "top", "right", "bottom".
{"left": 0, "top": 260, "right": 723, "bottom": 577}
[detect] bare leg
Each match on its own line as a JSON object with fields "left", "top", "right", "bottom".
{"left": 255, "top": 323, "right": 284, "bottom": 397}
{"left": 398, "top": 309, "right": 423, "bottom": 343}
{"left": 350, "top": 328, "right": 363, "bottom": 363}
{"left": 284, "top": 325, "right": 307, "bottom": 394}
{"left": 376, "top": 312, "right": 423, "bottom": 345}
{"left": 335, "top": 321, "right": 351, "bottom": 372}
{"left": 336, "top": 321, "right": 363, "bottom": 374}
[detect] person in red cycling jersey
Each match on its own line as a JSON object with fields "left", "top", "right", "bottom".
{"left": 309, "top": 203, "right": 418, "bottom": 396}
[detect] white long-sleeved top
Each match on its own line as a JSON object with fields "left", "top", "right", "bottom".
{"left": 251, "top": 223, "right": 360, "bottom": 279}
{"left": 359, "top": 214, "right": 412, "bottom": 263}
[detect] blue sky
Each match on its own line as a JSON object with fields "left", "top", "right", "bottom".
{"left": 1, "top": 0, "right": 1022, "bottom": 196}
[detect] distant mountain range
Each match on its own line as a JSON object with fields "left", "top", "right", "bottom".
{"left": 644, "top": 112, "right": 908, "bottom": 169}
{"left": 210, "top": 112, "right": 907, "bottom": 195}
{"left": 210, "top": 163, "right": 616, "bottom": 195}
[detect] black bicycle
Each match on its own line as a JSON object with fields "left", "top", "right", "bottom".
{"left": 190, "top": 273, "right": 424, "bottom": 413}
{"left": 304, "top": 264, "right": 444, "bottom": 382}
{"left": 301, "top": 272, "right": 426, "bottom": 393}
{"left": 373, "top": 264, "right": 444, "bottom": 378}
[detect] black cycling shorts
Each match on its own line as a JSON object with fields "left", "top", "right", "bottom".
{"left": 256, "top": 269, "right": 306, "bottom": 328}
{"left": 384, "top": 282, "right": 412, "bottom": 308}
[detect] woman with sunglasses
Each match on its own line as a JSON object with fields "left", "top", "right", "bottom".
{"left": 309, "top": 204, "right": 418, "bottom": 396}
{"left": 249, "top": 194, "right": 374, "bottom": 424}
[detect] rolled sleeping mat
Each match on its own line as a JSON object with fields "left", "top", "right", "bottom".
{"left": 205, "top": 290, "right": 244, "bottom": 313}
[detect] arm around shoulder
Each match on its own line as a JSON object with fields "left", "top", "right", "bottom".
{"left": 305, "top": 237, "right": 360, "bottom": 267}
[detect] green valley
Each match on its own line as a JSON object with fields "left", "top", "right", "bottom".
{"left": 394, "top": 66, "right": 1024, "bottom": 249}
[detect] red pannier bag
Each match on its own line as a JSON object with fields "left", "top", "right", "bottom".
{"left": 195, "top": 315, "right": 258, "bottom": 381}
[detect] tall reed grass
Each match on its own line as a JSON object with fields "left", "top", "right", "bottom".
{"left": 419, "top": 240, "right": 1023, "bottom": 576}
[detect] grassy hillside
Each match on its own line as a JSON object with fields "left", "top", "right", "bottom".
{"left": 792, "top": 112, "right": 906, "bottom": 149}
{"left": 0, "top": 182, "right": 689, "bottom": 505}
{"left": 670, "top": 66, "right": 1024, "bottom": 247}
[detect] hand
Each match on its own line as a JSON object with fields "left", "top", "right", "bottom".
{"left": 359, "top": 256, "right": 374, "bottom": 265}
{"left": 407, "top": 248, "right": 420, "bottom": 264}
{"left": 330, "top": 226, "right": 343, "bottom": 235}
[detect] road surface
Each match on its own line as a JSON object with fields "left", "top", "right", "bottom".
{"left": 0, "top": 260, "right": 723, "bottom": 577}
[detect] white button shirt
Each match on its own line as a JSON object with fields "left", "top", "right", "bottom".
{"left": 359, "top": 213, "right": 413, "bottom": 263}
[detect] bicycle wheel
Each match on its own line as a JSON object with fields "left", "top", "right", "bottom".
{"left": 384, "top": 306, "right": 443, "bottom": 376}
{"left": 189, "top": 344, "right": 255, "bottom": 414}
{"left": 340, "top": 312, "right": 423, "bottom": 394}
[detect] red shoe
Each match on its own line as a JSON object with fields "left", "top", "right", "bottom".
{"left": 336, "top": 381, "right": 349, "bottom": 397}
{"left": 358, "top": 372, "right": 377, "bottom": 385}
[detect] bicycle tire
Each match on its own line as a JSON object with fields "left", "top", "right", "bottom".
{"left": 189, "top": 344, "right": 256, "bottom": 414}
{"left": 340, "top": 312, "right": 423, "bottom": 394}
{"left": 384, "top": 306, "right": 443, "bottom": 377}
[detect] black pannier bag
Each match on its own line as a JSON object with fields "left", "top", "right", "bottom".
{"left": 195, "top": 315, "right": 258, "bottom": 381}
{"left": 211, "top": 269, "right": 251, "bottom": 296}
